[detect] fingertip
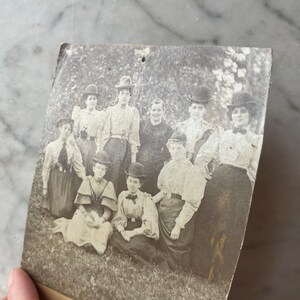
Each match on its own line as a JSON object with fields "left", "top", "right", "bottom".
{"left": 7, "top": 268, "right": 39, "bottom": 300}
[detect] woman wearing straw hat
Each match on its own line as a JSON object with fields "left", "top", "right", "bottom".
{"left": 110, "top": 162, "right": 171, "bottom": 269}
{"left": 102, "top": 76, "right": 140, "bottom": 194}
{"left": 137, "top": 98, "right": 173, "bottom": 195}
{"left": 72, "top": 84, "right": 106, "bottom": 176}
{"left": 153, "top": 131, "right": 207, "bottom": 270}
{"left": 42, "top": 118, "right": 86, "bottom": 218}
{"left": 53, "top": 151, "right": 117, "bottom": 255}
{"left": 191, "top": 92, "right": 263, "bottom": 283}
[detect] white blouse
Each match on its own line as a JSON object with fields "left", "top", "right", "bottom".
{"left": 219, "top": 129, "right": 263, "bottom": 182}
{"left": 42, "top": 137, "right": 86, "bottom": 188}
{"left": 101, "top": 104, "right": 140, "bottom": 153}
{"left": 157, "top": 158, "right": 207, "bottom": 228}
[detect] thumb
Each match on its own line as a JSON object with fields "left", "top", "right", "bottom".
{"left": 6, "top": 269, "right": 39, "bottom": 300}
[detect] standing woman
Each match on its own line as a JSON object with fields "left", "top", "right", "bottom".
{"left": 191, "top": 92, "right": 263, "bottom": 283}
{"left": 137, "top": 98, "right": 173, "bottom": 195}
{"left": 154, "top": 131, "right": 207, "bottom": 270}
{"left": 42, "top": 118, "right": 86, "bottom": 218}
{"left": 72, "top": 84, "right": 106, "bottom": 176}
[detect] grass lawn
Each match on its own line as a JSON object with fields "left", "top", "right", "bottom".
{"left": 22, "top": 167, "right": 227, "bottom": 300}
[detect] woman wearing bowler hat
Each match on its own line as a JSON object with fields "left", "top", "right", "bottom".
{"left": 42, "top": 118, "right": 86, "bottom": 218}
{"left": 110, "top": 162, "right": 171, "bottom": 269}
{"left": 153, "top": 131, "right": 207, "bottom": 270}
{"left": 53, "top": 151, "right": 117, "bottom": 255}
{"left": 72, "top": 84, "right": 106, "bottom": 176}
{"left": 191, "top": 92, "right": 263, "bottom": 283}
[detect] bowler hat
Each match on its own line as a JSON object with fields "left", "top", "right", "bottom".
{"left": 83, "top": 84, "right": 100, "bottom": 97}
{"left": 56, "top": 118, "right": 74, "bottom": 128}
{"left": 168, "top": 131, "right": 187, "bottom": 144}
{"left": 227, "top": 92, "right": 256, "bottom": 110}
{"left": 125, "top": 162, "right": 146, "bottom": 179}
{"left": 92, "top": 151, "right": 110, "bottom": 166}
{"left": 189, "top": 86, "right": 212, "bottom": 105}
{"left": 116, "top": 76, "right": 135, "bottom": 90}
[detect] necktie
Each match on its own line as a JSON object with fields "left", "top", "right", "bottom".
{"left": 58, "top": 142, "right": 68, "bottom": 171}
{"left": 126, "top": 194, "right": 138, "bottom": 204}
{"left": 232, "top": 127, "right": 247, "bottom": 135}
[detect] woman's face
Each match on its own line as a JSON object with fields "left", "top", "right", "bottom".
{"left": 118, "top": 89, "right": 131, "bottom": 107}
{"left": 58, "top": 123, "right": 72, "bottom": 140}
{"left": 231, "top": 106, "right": 250, "bottom": 128}
{"left": 189, "top": 103, "right": 206, "bottom": 120}
{"left": 126, "top": 176, "right": 141, "bottom": 194}
{"left": 150, "top": 102, "right": 164, "bottom": 123}
{"left": 168, "top": 142, "right": 186, "bottom": 161}
{"left": 86, "top": 94, "right": 97, "bottom": 110}
{"left": 93, "top": 163, "right": 107, "bottom": 180}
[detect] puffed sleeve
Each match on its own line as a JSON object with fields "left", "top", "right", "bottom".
{"left": 175, "top": 166, "right": 207, "bottom": 228}
{"left": 101, "top": 181, "right": 117, "bottom": 212}
{"left": 74, "top": 177, "right": 92, "bottom": 205}
{"left": 141, "top": 194, "right": 159, "bottom": 240}
{"left": 157, "top": 163, "right": 171, "bottom": 195}
{"left": 72, "top": 106, "right": 81, "bottom": 138}
{"left": 71, "top": 142, "right": 86, "bottom": 179}
{"left": 96, "top": 110, "right": 106, "bottom": 152}
{"left": 128, "top": 107, "right": 140, "bottom": 153}
{"left": 42, "top": 143, "right": 54, "bottom": 189}
{"left": 247, "top": 133, "right": 263, "bottom": 183}
{"left": 111, "top": 191, "right": 128, "bottom": 232}
{"left": 101, "top": 107, "right": 112, "bottom": 150}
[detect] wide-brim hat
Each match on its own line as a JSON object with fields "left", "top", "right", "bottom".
{"left": 92, "top": 151, "right": 110, "bottom": 166}
{"left": 227, "top": 92, "right": 256, "bottom": 110}
{"left": 56, "top": 118, "right": 74, "bottom": 128}
{"left": 83, "top": 84, "right": 100, "bottom": 97}
{"left": 189, "top": 85, "right": 212, "bottom": 105}
{"left": 116, "top": 76, "right": 135, "bottom": 90}
{"left": 125, "top": 162, "right": 146, "bottom": 178}
{"left": 168, "top": 130, "right": 187, "bottom": 144}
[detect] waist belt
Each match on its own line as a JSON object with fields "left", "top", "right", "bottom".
{"left": 171, "top": 193, "right": 182, "bottom": 200}
{"left": 110, "top": 134, "right": 128, "bottom": 140}
{"left": 54, "top": 164, "right": 72, "bottom": 172}
{"left": 80, "top": 136, "right": 96, "bottom": 141}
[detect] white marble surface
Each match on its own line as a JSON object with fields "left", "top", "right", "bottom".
{"left": 0, "top": 1, "right": 299, "bottom": 299}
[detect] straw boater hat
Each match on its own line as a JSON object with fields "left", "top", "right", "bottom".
{"left": 227, "top": 92, "right": 257, "bottom": 119}
{"left": 92, "top": 151, "right": 110, "bottom": 167}
{"left": 189, "top": 85, "right": 212, "bottom": 105}
{"left": 56, "top": 118, "right": 74, "bottom": 129}
{"left": 83, "top": 84, "right": 100, "bottom": 97}
{"left": 115, "top": 76, "right": 135, "bottom": 90}
{"left": 125, "top": 162, "right": 146, "bottom": 179}
{"left": 168, "top": 131, "right": 187, "bottom": 145}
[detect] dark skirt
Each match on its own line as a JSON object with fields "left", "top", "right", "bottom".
{"left": 110, "top": 220, "right": 170, "bottom": 269}
{"left": 76, "top": 137, "right": 97, "bottom": 176}
{"left": 158, "top": 195, "right": 196, "bottom": 270}
{"left": 104, "top": 138, "right": 131, "bottom": 194}
{"left": 42, "top": 168, "right": 81, "bottom": 219}
{"left": 190, "top": 164, "right": 252, "bottom": 283}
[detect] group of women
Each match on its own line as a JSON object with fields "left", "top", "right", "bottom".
{"left": 42, "top": 76, "right": 262, "bottom": 283}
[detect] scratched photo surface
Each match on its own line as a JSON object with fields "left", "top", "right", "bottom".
{"left": 22, "top": 44, "right": 272, "bottom": 300}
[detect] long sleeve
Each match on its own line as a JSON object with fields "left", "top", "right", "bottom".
{"left": 128, "top": 107, "right": 140, "bottom": 153}
{"left": 96, "top": 111, "right": 106, "bottom": 152}
{"left": 42, "top": 144, "right": 53, "bottom": 189}
{"left": 111, "top": 192, "right": 128, "bottom": 232}
{"left": 141, "top": 195, "right": 159, "bottom": 240}
{"left": 247, "top": 134, "right": 263, "bottom": 183}
{"left": 101, "top": 108, "right": 112, "bottom": 149}
{"left": 72, "top": 143, "right": 86, "bottom": 179}
{"left": 72, "top": 106, "right": 81, "bottom": 137}
{"left": 175, "top": 167, "right": 207, "bottom": 228}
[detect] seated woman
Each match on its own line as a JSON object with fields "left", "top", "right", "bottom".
{"left": 110, "top": 163, "right": 170, "bottom": 269}
{"left": 191, "top": 92, "right": 263, "bottom": 283}
{"left": 53, "top": 151, "right": 117, "bottom": 255}
{"left": 154, "top": 131, "right": 207, "bottom": 270}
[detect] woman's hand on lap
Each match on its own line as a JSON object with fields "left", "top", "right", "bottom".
{"left": 170, "top": 224, "right": 181, "bottom": 240}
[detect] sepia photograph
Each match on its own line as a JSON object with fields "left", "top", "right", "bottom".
{"left": 21, "top": 44, "right": 271, "bottom": 300}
